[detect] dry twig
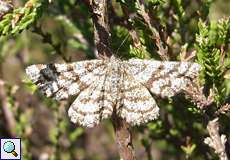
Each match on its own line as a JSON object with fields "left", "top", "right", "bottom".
{"left": 136, "top": 0, "right": 169, "bottom": 60}
{"left": 204, "top": 118, "right": 229, "bottom": 160}
{"left": 184, "top": 81, "right": 214, "bottom": 109}
{"left": 118, "top": 5, "right": 142, "bottom": 48}
{"left": 216, "top": 104, "right": 230, "bottom": 115}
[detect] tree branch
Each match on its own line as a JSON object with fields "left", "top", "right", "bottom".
{"left": 136, "top": 0, "right": 169, "bottom": 60}
{"left": 112, "top": 114, "right": 136, "bottom": 160}
{"left": 88, "top": 0, "right": 136, "bottom": 159}
{"left": 89, "top": 0, "right": 112, "bottom": 59}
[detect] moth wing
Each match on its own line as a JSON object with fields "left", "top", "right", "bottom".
{"left": 126, "top": 59, "right": 201, "bottom": 97}
{"left": 26, "top": 60, "right": 105, "bottom": 100}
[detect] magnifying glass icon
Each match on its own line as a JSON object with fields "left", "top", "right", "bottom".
{"left": 3, "top": 141, "right": 18, "bottom": 157}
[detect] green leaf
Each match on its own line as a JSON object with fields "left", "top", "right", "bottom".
{"left": 181, "top": 144, "right": 196, "bottom": 155}
{"left": 23, "top": 79, "right": 37, "bottom": 94}
{"left": 69, "top": 128, "right": 84, "bottom": 142}
{"left": 49, "top": 127, "right": 59, "bottom": 144}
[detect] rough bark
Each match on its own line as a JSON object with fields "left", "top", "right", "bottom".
{"left": 90, "top": 0, "right": 112, "bottom": 59}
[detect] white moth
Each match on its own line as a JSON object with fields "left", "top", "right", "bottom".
{"left": 26, "top": 56, "right": 201, "bottom": 127}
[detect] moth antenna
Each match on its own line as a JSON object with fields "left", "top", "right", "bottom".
{"left": 115, "top": 33, "right": 130, "bottom": 56}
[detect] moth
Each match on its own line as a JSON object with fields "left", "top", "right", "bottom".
{"left": 26, "top": 56, "right": 201, "bottom": 127}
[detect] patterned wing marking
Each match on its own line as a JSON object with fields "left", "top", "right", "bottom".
{"left": 25, "top": 60, "right": 106, "bottom": 100}
{"left": 68, "top": 73, "right": 114, "bottom": 127}
{"left": 118, "top": 72, "right": 159, "bottom": 125}
{"left": 126, "top": 59, "right": 201, "bottom": 98}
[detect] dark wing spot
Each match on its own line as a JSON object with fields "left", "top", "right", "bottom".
{"left": 40, "top": 64, "right": 60, "bottom": 81}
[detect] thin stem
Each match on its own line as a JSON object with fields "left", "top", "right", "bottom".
{"left": 112, "top": 114, "right": 136, "bottom": 160}
{"left": 90, "top": 0, "right": 112, "bottom": 59}
{"left": 204, "top": 118, "right": 229, "bottom": 160}
{"left": 88, "top": 0, "right": 136, "bottom": 159}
